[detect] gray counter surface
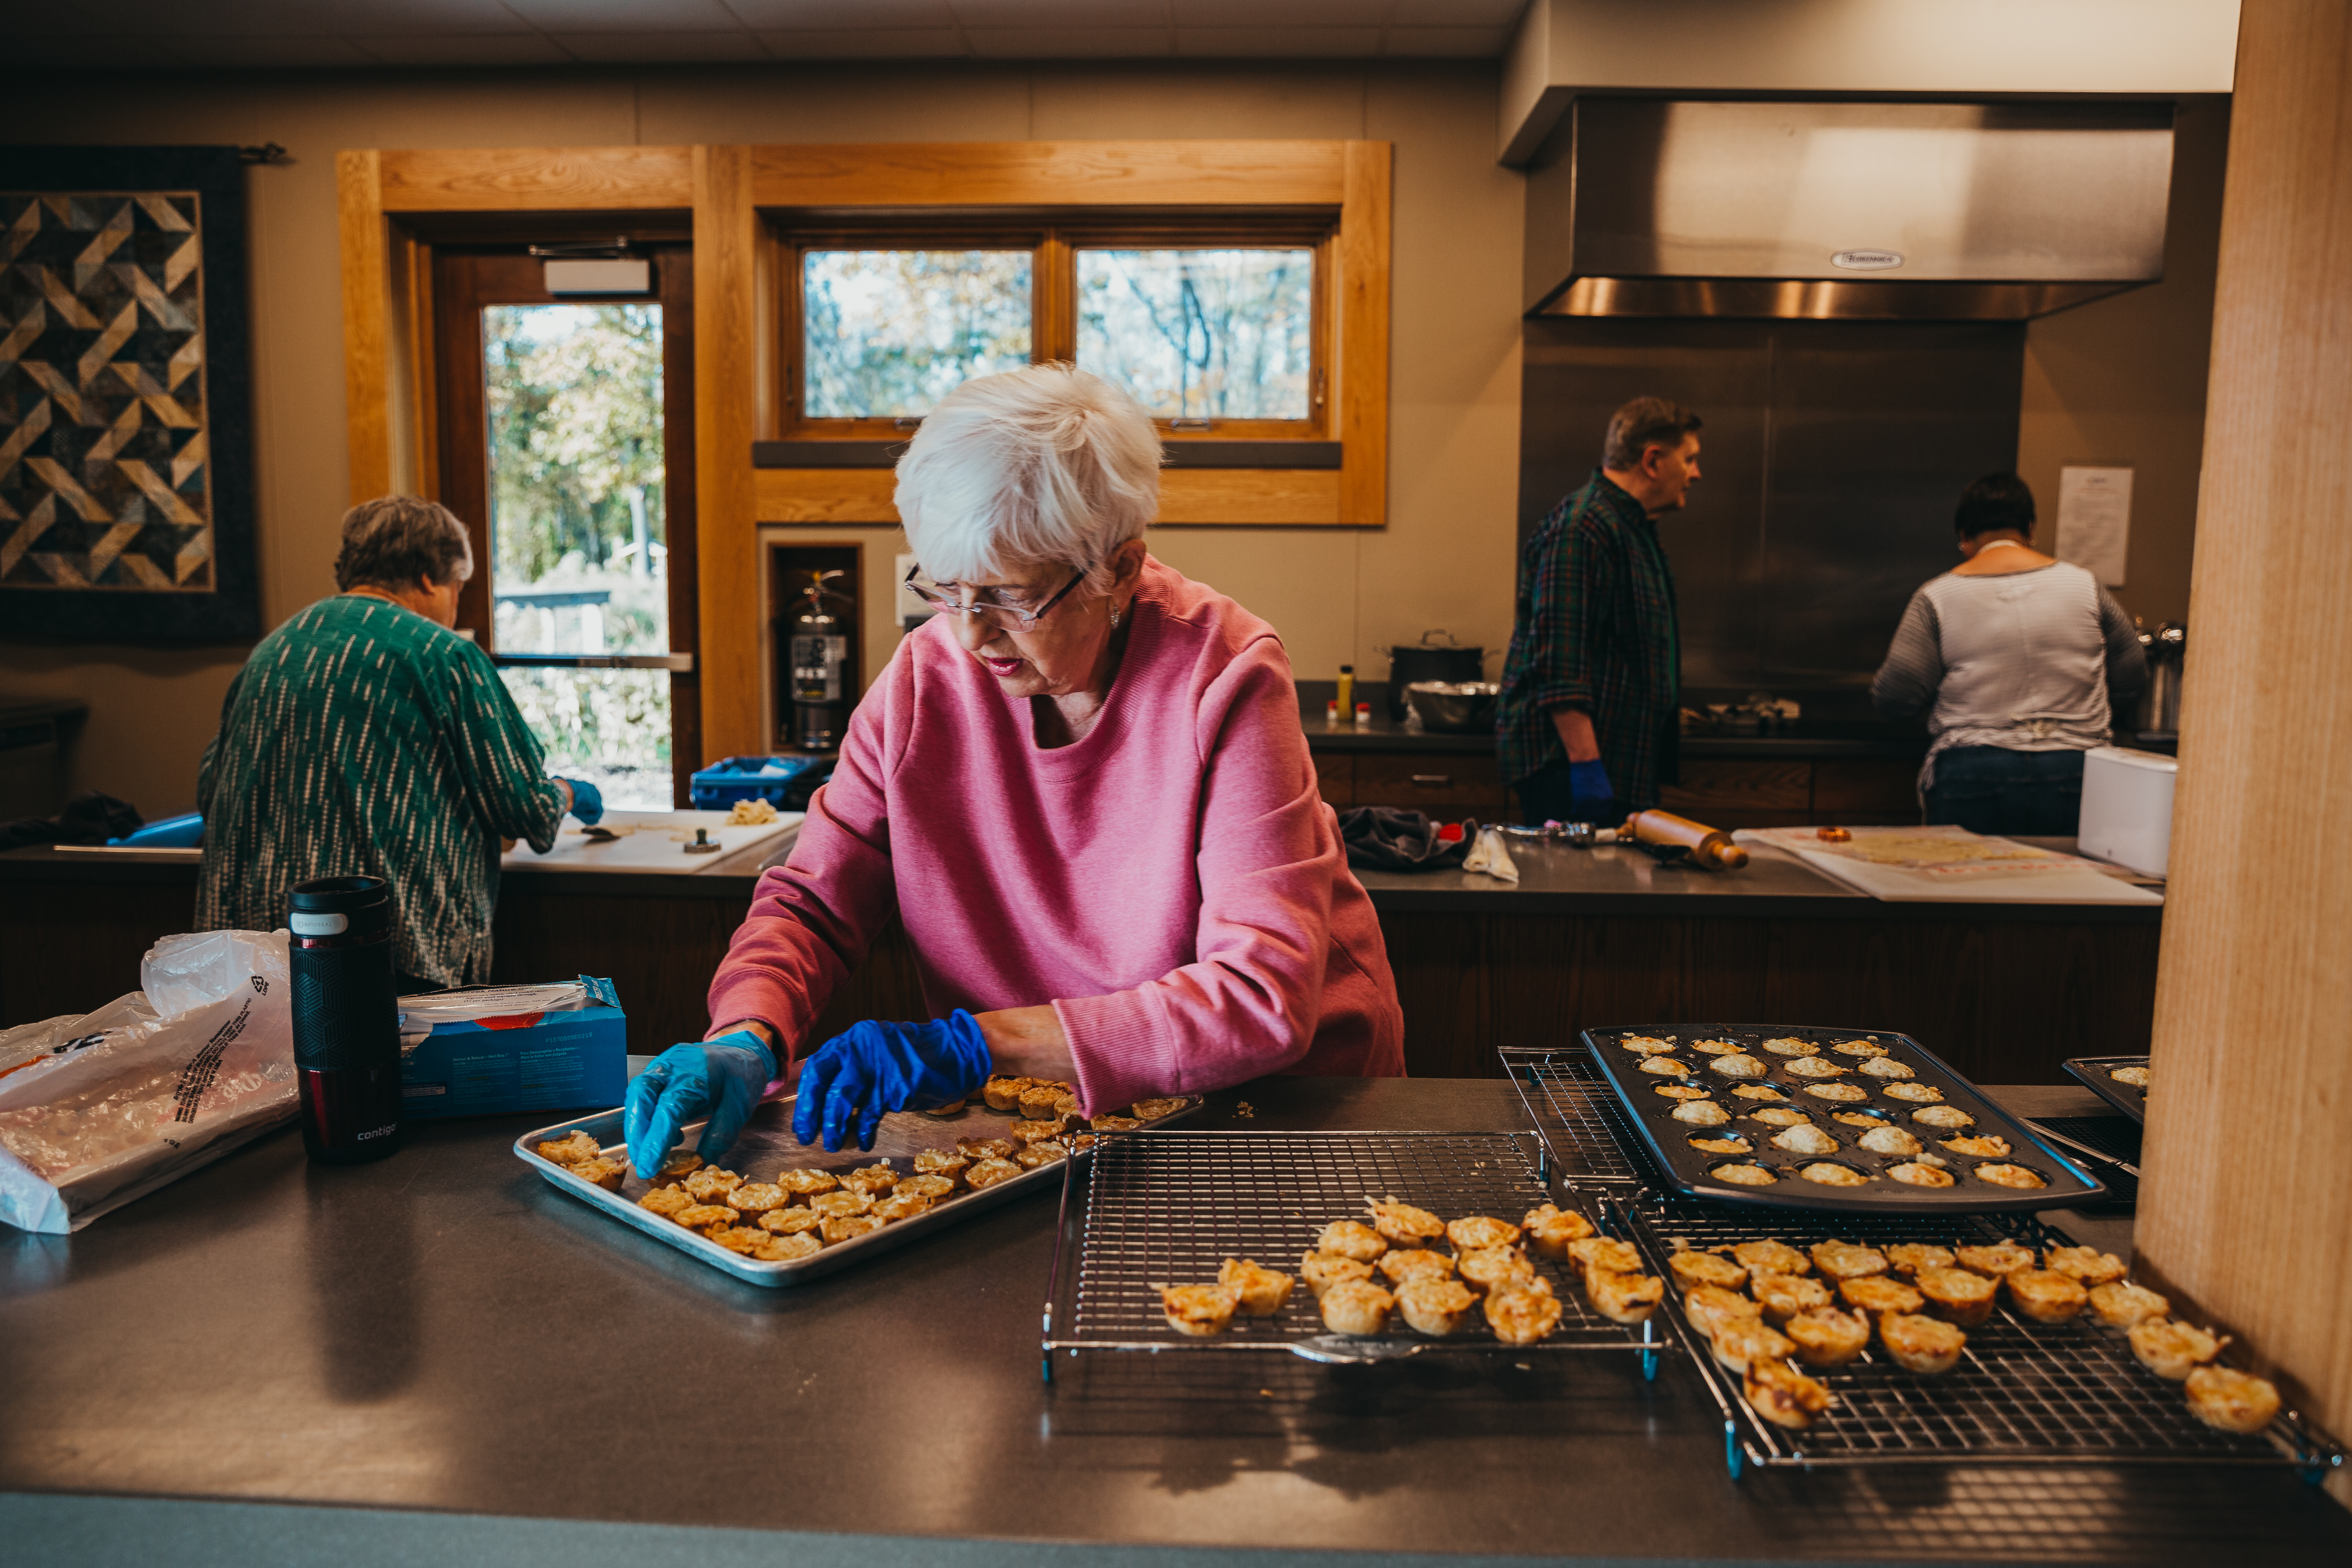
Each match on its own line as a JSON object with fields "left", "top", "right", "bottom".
{"left": 4, "top": 1077, "right": 2342, "bottom": 1567}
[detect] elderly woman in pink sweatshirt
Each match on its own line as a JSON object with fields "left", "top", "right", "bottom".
{"left": 626, "top": 365, "right": 1404, "bottom": 1168}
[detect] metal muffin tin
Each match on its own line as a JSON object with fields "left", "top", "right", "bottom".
{"left": 1582, "top": 1024, "right": 2106, "bottom": 1213}
{"left": 2063, "top": 1054, "right": 2152, "bottom": 1125}
{"left": 516, "top": 1093, "right": 1196, "bottom": 1287}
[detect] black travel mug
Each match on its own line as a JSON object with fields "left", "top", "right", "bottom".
{"left": 289, "top": 875, "right": 404, "bottom": 1165}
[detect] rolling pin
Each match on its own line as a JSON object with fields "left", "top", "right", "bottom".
{"left": 1622, "top": 808, "right": 1749, "bottom": 871}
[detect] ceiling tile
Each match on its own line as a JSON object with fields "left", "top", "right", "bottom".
{"left": 502, "top": 0, "right": 745, "bottom": 31}
{"left": 1391, "top": 0, "right": 1521, "bottom": 23}
{"left": 1175, "top": 24, "right": 1381, "bottom": 55}
{"left": 87, "top": 0, "right": 531, "bottom": 34}
{"left": 755, "top": 27, "right": 969, "bottom": 56}
{"left": 953, "top": 0, "right": 1169, "bottom": 23}
{"left": 963, "top": 25, "right": 1173, "bottom": 56}
{"left": 152, "top": 33, "right": 385, "bottom": 65}
{"left": 546, "top": 28, "right": 771, "bottom": 59}
{"left": 358, "top": 32, "right": 581, "bottom": 64}
{"left": 726, "top": 0, "right": 958, "bottom": 25}
{"left": 1382, "top": 23, "right": 1508, "bottom": 55}
{"left": 1171, "top": 0, "right": 1390, "bottom": 23}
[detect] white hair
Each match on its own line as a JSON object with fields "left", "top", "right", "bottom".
{"left": 893, "top": 363, "right": 1161, "bottom": 593}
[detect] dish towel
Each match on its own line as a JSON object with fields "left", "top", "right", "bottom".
{"left": 1462, "top": 824, "right": 1520, "bottom": 883}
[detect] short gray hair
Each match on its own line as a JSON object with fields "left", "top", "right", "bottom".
{"left": 893, "top": 364, "right": 1161, "bottom": 592}
{"left": 334, "top": 496, "right": 474, "bottom": 592}
{"left": 1603, "top": 396, "right": 1703, "bottom": 470}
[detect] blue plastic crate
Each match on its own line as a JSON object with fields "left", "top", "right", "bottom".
{"left": 689, "top": 755, "right": 826, "bottom": 811}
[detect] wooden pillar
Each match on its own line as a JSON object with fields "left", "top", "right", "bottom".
{"left": 2135, "top": 0, "right": 2352, "bottom": 1504}
{"left": 693, "top": 144, "right": 765, "bottom": 763}
{"left": 336, "top": 150, "right": 393, "bottom": 503}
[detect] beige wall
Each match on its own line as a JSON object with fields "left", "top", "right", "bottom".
{"left": 0, "top": 61, "right": 1524, "bottom": 806}
{"left": 2018, "top": 94, "right": 2231, "bottom": 628}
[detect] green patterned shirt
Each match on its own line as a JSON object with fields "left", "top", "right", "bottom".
{"left": 196, "top": 594, "right": 564, "bottom": 986}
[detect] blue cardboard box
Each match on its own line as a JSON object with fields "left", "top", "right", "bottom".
{"left": 396, "top": 977, "right": 626, "bottom": 1120}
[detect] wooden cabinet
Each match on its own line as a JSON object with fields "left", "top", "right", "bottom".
{"left": 1345, "top": 752, "right": 1509, "bottom": 818}
{"left": 1811, "top": 757, "right": 1920, "bottom": 824}
{"left": 1656, "top": 758, "right": 1811, "bottom": 829}
{"left": 1312, "top": 745, "right": 1920, "bottom": 828}
{"left": 1312, "top": 753, "right": 1354, "bottom": 811}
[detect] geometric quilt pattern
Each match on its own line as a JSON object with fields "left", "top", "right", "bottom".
{"left": 0, "top": 190, "right": 213, "bottom": 592}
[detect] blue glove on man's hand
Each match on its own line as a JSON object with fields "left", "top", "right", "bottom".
{"left": 1567, "top": 758, "right": 1617, "bottom": 824}
{"left": 792, "top": 1011, "right": 993, "bottom": 1153}
{"left": 558, "top": 777, "right": 604, "bottom": 826}
{"left": 624, "top": 1030, "right": 777, "bottom": 1177}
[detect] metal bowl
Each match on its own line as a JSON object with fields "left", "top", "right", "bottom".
{"left": 1404, "top": 679, "right": 1500, "bottom": 733}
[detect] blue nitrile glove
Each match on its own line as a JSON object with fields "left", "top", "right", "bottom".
{"left": 558, "top": 777, "right": 604, "bottom": 826}
{"left": 1568, "top": 758, "right": 1616, "bottom": 823}
{"left": 792, "top": 1011, "right": 993, "bottom": 1154}
{"left": 625, "top": 1031, "right": 777, "bottom": 1177}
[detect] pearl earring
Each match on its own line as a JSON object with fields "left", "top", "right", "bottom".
{"left": 1109, "top": 602, "right": 1123, "bottom": 629}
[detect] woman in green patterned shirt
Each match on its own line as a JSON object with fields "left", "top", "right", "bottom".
{"left": 196, "top": 497, "right": 603, "bottom": 990}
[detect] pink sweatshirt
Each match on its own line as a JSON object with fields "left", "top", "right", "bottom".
{"left": 706, "top": 555, "right": 1405, "bottom": 1112}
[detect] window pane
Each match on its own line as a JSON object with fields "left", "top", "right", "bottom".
{"left": 497, "top": 667, "right": 673, "bottom": 813}
{"left": 1077, "top": 249, "right": 1313, "bottom": 421}
{"left": 803, "top": 250, "right": 1032, "bottom": 418}
{"left": 483, "top": 303, "right": 668, "bottom": 657}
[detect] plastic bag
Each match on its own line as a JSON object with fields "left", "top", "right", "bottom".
{"left": 0, "top": 929, "right": 296, "bottom": 1234}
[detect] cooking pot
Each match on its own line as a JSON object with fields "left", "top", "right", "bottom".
{"left": 1382, "top": 630, "right": 1483, "bottom": 720}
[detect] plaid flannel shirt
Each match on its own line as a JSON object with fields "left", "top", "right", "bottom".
{"left": 1495, "top": 470, "right": 1682, "bottom": 808}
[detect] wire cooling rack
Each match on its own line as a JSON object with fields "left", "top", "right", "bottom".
{"left": 1497, "top": 1046, "right": 1646, "bottom": 1185}
{"left": 1612, "top": 1190, "right": 2344, "bottom": 1481}
{"left": 1042, "top": 1130, "right": 1661, "bottom": 1376}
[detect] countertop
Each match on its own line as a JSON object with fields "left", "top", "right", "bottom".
{"left": 4, "top": 1076, "right": 2342, "bottom": 1567}
{"left": 1296, "top": 683, "right": 1931, "bottom": 760}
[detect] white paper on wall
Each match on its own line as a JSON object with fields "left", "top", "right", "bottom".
{"left": 2055, "top": 466, "right": 2133, "bottom": 587}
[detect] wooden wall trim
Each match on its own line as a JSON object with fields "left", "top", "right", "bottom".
{"left": 377, "top": 146, "right": 694, "bottom": 212}
{"left": 746, "top": 140, "right": 1348, "bottom": 208}
{"left": 1336, "top": 140, "right": 1392, "bottom": 529}
{"left": 694, "top": 146, "right": 766, "bottom": 762}
{"left": 755, "top": 466, "right": 1345, "bottom": 527}
{"left": 337, "top": 149, "right": 393, "bottom": 505}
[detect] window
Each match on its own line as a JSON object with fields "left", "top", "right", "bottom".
{"left": 1076, "top": 247, "right": 1315, "bottom": 423}
{"left": 802, "top": 249, "right": 1031, "bottom": 419}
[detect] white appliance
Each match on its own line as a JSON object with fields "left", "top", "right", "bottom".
{"left": 2078, "top": 746, "right": 2177, "bottom": 878}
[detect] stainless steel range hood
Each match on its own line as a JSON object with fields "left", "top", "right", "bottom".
{"left": 1526, "top": 100, "right": 2175, "bottom": 320}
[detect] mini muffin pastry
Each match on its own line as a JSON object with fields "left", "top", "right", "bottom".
{"left": 1974, "top": 1163, "right": 2046, "bottom": 1190}
{"left": 1013, "top": 1140, "right": 1067, "bottom": 1169}
{"left": 1731, "top": 1238, "right": 1809, "bottom": 1276}
{"left": 2130, "top": 1319, "right": 2228, "bottom": 1380}
{"left": 1655, "top": 1084, "right": 1713, "bottom": 1101}
{"left": 1858, "top": 1057, "right": 1915, "bottom": 1080}
{"left": 912, "top": 1149, "right": 970, "bottom": 1182}
{"left": 1708, "top": 1054, "right": 1769, "bottom": 1080}
{"left": 1858, "top": 1125, "right": 1923, "bottom": 1158}
{"left": 1888, "top": 1162, "right": 1955, "bottom": 1188}
{"left": 2185, "top": 1365, "right": 2281, "bottom": 1435}
{"left": 1672, "top": 1100, "right": 1733, "bottom": 1127}
{"left": 1831, "top": 1111, "right": 1886, "bottom": 1128}
{"left": 1587, "top": 1268, "right": 1666, "bottom": 1325}
{"left": 757, "top": 1232, "right": 823, "bottom": 1262}
{"left": 808, "top": 1190, "right": 875, "bottom": 1218}
{"left": 682, "top": 1167, "right": 744, "bottom": 1203}
{"left": 1458, "top": 1246, "right": 1537, "bottom": 1297}
{"left": 1911, "top": 1105, "right": 1976, "bottom": 1129}
{"left": 1885, "top": 1244, "right": 1955, "bottom": 1277}
{"left": 674, "top": 1203, "right": 737, "bottom": 1230}
{"left": 2089, "top": 1281, "right": 2170, "bottom": 1328}
{"left": 1521, "top": 1205, "right": 1596, "bottom": 1259}
{"left": 2109, "top": 1065, "right": 2151, "bottom": 1088}
{"left": 1751, "top": 1272, "right": 1834, "bottom": 1324}
{"left": 1840, "top": 1276, "right": 1922, "bottom": 1315}
{"left": 1955, "top": 1242, "right": 2037, "bottom": 1278}
{"left": 1018, "top": 1082, "right": 1068, "bottom": 1120}
{"left": 1713, "top": 1163, "right": 1777, "bottom": 1186}
{"left": 775, "top": 1168, "right": 842, "bottom": 1201}
{"left": 1619, "top": 1034, "right": 1676, "bottom": 1054}
{"left": 1567, "top": 1236, "right": 1644, "bottom": 1280}
{"left": 1802, "top": 1084, "right": 1871, "bottom": 1105}
{"left": 1731, "top": 1084, "right": 1789, "bottom": 1102}
{"left": 639, "top": 1187, "right": 696, "bottom": 1218}
{"left": 1781, "top": 1057, "right": 1846, "bottom": 1079}
{"left": 1640, "top": 1057, "right": 1695, "bottom": 1077}
{"left": 1879, "top": 1312, "right": 1967, "bottom": 1374}
{"left": 1396, "top": 1276, "right": 1479, "bottom": 1336}
{"left": 1829, "top": 1038, "right": 1889, "bottom": 1058}
{"left": 1130, "top": 1097, "right": 1187, "bottom": 1120}
{"left": 1915, "top": 1267, "right": 1998, "bottom": 1327}
{"left": 895, "top": 1174, "right": 957, "bottom": 1203}
{"left": 1066, "top": 1133, "right": 1098, "bottom": 1152}
{"left": 1007, "top": 1119, "right": 1065, "bottom": 1146}
{"left": 1712, "top": 1318, "right": 1797, "bottom": 1373}
{"left": 2043, "top": 1245, "right": 2128, "bottom": 1287}
{"left": 1318, "top": 1219, "right": 1389, "bottom": 1262}
{"left": 707, "top": 1225, "right": 768, "bottom": 1255}
{"left": 646, "top": 1149, "right": 704, "bottom": 1186}
{"left": 724, "top": 1181, "right": 790, "bottom": 1214}
{"left": 874, "top": 1191, "right": 935, "bottom": 1223}
{"left": 1091, "top": 1116, "right": 1143, "bottom": 1133}
{"left": 1298, "top": 1252, "right": 1377, "bottom": 1298}
{"left": 570, "top": 1157, "right": 627, "bottom": 1192}
{"left": 1940, "top": 1135, "right": 2011, "bottom": 1158}
{"left": 956, "top": 1137, "right": 1017, "bottom": 1161}
{"left": 1319, "top": 1278, "right": 1396, "bottom": 1336}
{"left": 1784, "top": 1306, "right": 1871, "bottom": 1368}
{"left": 1688, "top": 1037, "right": 1743, "bottom": 1055}
{"left": 1746, "top": 1106, "right": 1810, "bottom": 1128}
{"left": 964, "top": 1157, "right": 1021, "bottom": 1189}
{"left": 1811, "top": 1241, "right": 1889, "bottom": 1281}
{"left": 1682, "top": 1284, "right": 1763, "bottom": 1340}
{"left": 1799, "top": 1162, "right": 1869, "bottom": 1187}
{"left": 1378, "top": 1247, "right": 1458, "bottom": 1287}
{"left": 1689, "top": 1136, "right": 1753, "bottom": 1155}
{"left": 918, "top": 1099, "right": 967, "bottom": 1118}
{"left": 1744, "top": 1356, "right": 1834, "bottom": 1430}
{"left": 820, "top": 1214, "right": 882, "bottom": 1245}
{"left": 1880, "top": 1082, "right": 1944, "bottom": 1103}
{"left": 1667, "top": 1247, "right": 1748, "bottom": 1293}
{"left": 1218, "top": 1258, "right": 1296, "bottom": 1316}
{"left": 982, "top": 1075, "right": 1031, "bottom": 1112}
{"left": 1445, "top": 1215, "right": 1522, "bottom": 1253}
{"left": 535, "top": 1129, "right": 604, "bottom": 1165}
{"left": 1483, "top": 1281, "right": 1564, "bottom": 1346}
{"left": 1760, "top": 1036, "right": 1819, "bottom": 1057}
{"left": 1771, "top": 1123, "right": 1840, "bottom": 1156}
{"left": 835, "top": 1165, "right": 899, "bottom": 1196}
{"left": 757, "top": 1206, "right": 823, "bottom": 1236}
{"left": 1162, "top": 1283, "right": 1241, "bottom": 1336}
{"left": 2006, "top": 1269, "right": 2088, "bottom": 1323}
{"left": 1365, "top": 1196, "right": 1446, "bottom": 1249}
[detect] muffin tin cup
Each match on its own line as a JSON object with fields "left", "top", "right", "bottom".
{"left": 1586, "top": 1025, "right": 2107, "bottom": 1214}
{"left": 2063, "top": 1055, "right": 2152, "bottom": 1125}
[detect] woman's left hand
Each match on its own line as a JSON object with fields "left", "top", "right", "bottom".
{"left": 793, "top": 1011, "right": 993, "bottom": 1152}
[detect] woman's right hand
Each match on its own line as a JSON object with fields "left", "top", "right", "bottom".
{"left": 624, "top": 1032, "right": 777, "bottom": 1176}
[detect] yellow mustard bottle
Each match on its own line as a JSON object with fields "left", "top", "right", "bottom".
{"left": 1335, "top": 664, "right": 1354, "bottom": 722}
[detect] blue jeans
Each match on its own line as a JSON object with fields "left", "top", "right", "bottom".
{"left": 1924, "top": 746, "right": 2086, "bottom": 837}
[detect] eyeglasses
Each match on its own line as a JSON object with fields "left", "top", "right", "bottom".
{"left": 903, "top": 564, "right": 1087, "bottom": 633}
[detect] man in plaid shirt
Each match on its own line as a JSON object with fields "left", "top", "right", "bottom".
{"left": 1497, "top": 397, "right": 1703, "bottom": 826}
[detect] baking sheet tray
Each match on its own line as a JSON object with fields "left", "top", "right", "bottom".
{"left": 517, "top": 1093, "right": 1196, "bottom": 1287}
{"left": 2064, "top": 1055, "right": 2152, "bottom": 1124}
{"left": 1583, "top": 1024, "right": 2106, "bottom": 1214}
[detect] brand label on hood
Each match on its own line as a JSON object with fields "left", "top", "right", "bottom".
{"left": 1831, "top": 250, "right": 1905, "bottom": 271}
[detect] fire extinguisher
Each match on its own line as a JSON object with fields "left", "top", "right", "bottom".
{"left": 789, "top": 569, "right": 853, "bottom": 752}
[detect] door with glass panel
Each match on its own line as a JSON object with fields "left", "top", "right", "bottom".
{"left": 433, "top": 247, "right": 698, "bottom": 809}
